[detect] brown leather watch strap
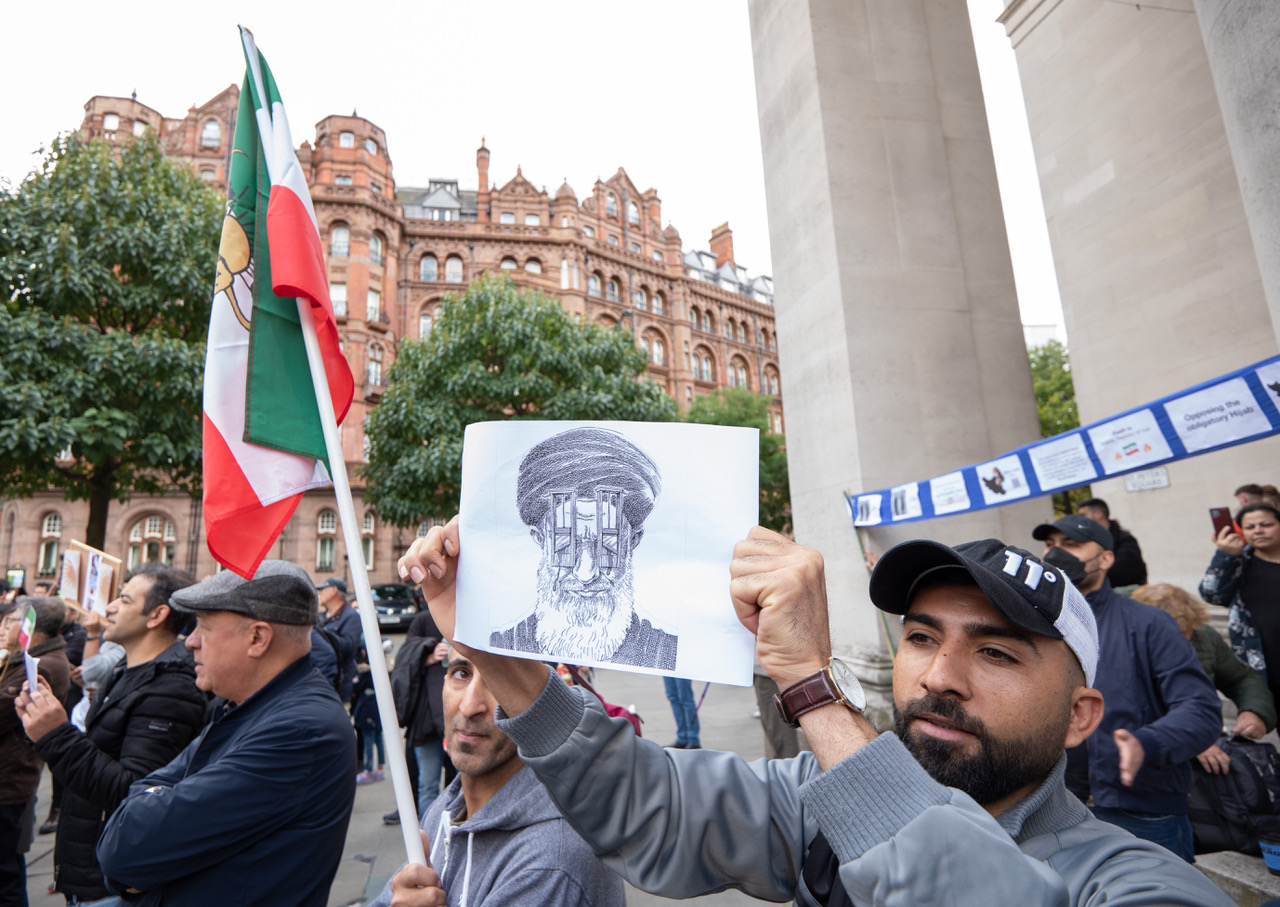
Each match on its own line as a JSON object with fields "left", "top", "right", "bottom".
{"left": 773, "top": 669, "right": 839, "bottom": 729}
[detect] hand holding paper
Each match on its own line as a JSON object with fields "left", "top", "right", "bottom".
{"left": 15, "top": 674, "right": 69, "bottom": 743}
{"left": 398, "top": 518, "right": 460, "bottom": 640}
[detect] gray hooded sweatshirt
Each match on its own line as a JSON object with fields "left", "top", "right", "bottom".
{"left": 368, "top": 763, "right": 622, "bottom": 907}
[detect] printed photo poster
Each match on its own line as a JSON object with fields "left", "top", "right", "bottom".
{"left": 453, "top": 421, "right": 759, "bottom": 686}
{"left": 1086, "top": 409, "right": 1174, "bottom": 476}
{"left": 977, "top": 454, "right": 1031, "bottom": 506}
{"left": 930, "top": 471, "right": 971, "bottom": 516}
{"left": 854, "top": 494, "right": 883, "bottom": 527}
{"left": 83, "top": 560, "right": 113, "bottom": 616}
{"left": 66, "top": 541, "right": 121, "bottom": 614}
{"left": 890, "top": 483, "right": 923, "bottom": 521}
{"left": 1164, "top": 377, "right": 1273, "bottom": 454}
{"left": 1027, "top": 434, "right": 1098, "bottom": 492}
{"left": 58, "top": 550, "right": 80, "bottom": 602}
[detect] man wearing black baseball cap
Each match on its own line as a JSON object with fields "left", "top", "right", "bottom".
{"left": 95, "top": 561, "right": 357, "bottom": 907}
{"left": 1033, "top": 515, "right": 1219, "bottom": 862}
{"left": 317, "top": 576, "right": 360, "bottom": 704}
{"left": 390, "top": 522, "right": 1231, "bottom": 906}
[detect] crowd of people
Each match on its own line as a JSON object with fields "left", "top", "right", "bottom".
{"left": 1, "top": 480, "right": 1279, "bottom": 905}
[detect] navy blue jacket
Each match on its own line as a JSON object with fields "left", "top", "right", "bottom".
{"left": 97, "top": 656, "right": 356, "bottom": 906}
{"left": 323, "top": 604, "right": 362, "bottom": 702}
{"left": 1086, "top": 581, "right": 1220, "bottom": 814}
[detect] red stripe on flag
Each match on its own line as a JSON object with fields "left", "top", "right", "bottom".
{"left": 203, "top": 412, "right": 304, "bottom": 578}
{"left": 266, "top": 185, "right": 354, "bottom": 425}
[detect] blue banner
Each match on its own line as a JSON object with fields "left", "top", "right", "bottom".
{"left": 847, "top": 355, "right": 1280, "bottom": 527}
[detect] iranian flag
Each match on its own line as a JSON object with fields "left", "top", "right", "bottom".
{"left": 18, "top": 604, "right": 35, "bottom": 651}
{"left": 204, "top": 28, "right": 353, "bottom": 578}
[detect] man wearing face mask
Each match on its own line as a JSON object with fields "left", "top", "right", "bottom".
{"left": 1033, "top": 515, "right": 1219, "bottom": 861}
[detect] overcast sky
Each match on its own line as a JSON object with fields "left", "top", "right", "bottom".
{"left": 2, "top": 0, "right": 1064, "bottom": 335}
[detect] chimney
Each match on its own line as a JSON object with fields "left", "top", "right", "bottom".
{"left": 476, "top": 137, "right": 490, "bottom": 224}
{"left": 710, "top": 222, "right": 734, "bottom": 269}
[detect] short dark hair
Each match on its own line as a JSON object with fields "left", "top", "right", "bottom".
{"left": 1078, "top": 498, "right": 1110, "bottom": 517}
{"left": 1237, "top": 503, "right": 1280, "bottom": 526}
{"left": 1236, "top": 483, "right": 1266, "bottom": 497}
{"left": 22, "top": 597, "right": 66, "bottom": 638}
{"left": 128, "top": 564, "right": 197, "bottom": 637}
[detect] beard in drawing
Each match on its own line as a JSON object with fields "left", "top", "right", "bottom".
{"left": 533, "top": 555, "right": 636, "bottom": 662}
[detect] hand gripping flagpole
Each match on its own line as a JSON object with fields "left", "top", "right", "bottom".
{"left": 297, "top": 301, "right": 427, "bottom": 866}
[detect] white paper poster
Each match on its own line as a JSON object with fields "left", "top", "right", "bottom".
{"left": 58, "top": 550, "right": 80, "bottom": 603}
{"left": 24, "top": 651, "right": 40, "bottom": 697}
{"left": 854, "top": 494, "right": 883, "bottom": 527}
{"left": 84, "top": 563, "right": 113, "bottom": 616}
{"left": 454, "top": 421, "right": 759, "bottom": 685}
{"left": 1087, "top": 409, "right": 1174, "bottom": 475}
{"left": 976, "top": 455, "right": 1031, "bottom": 506}
{"left": 1164, "top": 377, "right": 1272, "bottom": 454}
{"left": 1027, "top": 434, "right": 1097, "bottom": 492}
{"left": 930, "top": 471, "right": 971, "bottom": 516}
{"left": 890, "top": 483, "right": 923, "bottom": 521}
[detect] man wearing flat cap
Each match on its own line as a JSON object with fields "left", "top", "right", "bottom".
{"left": 1034, "top": 514, "right": 1218, "bottom": 861}
{"left": 393, "top": 523, "right": 1232, "bottom": 905}
{"left": 490, "top": 427, "right": 677, "bottom": 670}
{"left": 96, "top": 560, "right": 357, "bottom": 907}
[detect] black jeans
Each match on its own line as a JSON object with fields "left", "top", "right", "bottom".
{"left": 0, "top": 801, "right": 29, "bottom": 907}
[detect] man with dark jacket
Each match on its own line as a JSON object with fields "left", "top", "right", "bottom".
{"left": 15, "top": 565, "right": 207, "bottom": 904}
{"left": 95, "top": 560, "right": 356, "bottom": 907}
{"left": 0, "top": 597, "right": 71, "bottom": 904}
{"left": 1078, "top": 498, "right": 1148, "bottom": 589}
{"left": 317, "top": 577, "right": 359, "bottom": 703}
{"left": 391, "top": 610, "right": 449, "bottom": 818}
{"left": 1035, "top": 515, "right": 1220, "bottom": 861}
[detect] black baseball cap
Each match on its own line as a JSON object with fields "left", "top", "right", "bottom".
{"left": 869, "top": 538, "right": 1098, "bottom": 685}
{"left": 1031, "top": 515, "right": 1113, "bottom": 551}
{"left": 315, "top": 577, "right": 349, "bottom": 594}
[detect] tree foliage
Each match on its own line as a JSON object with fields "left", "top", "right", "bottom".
{"left": 364, "top": 274, "right": 677, "bottom": 526}
{"left": 1028, "top": 339, "right": 1090, "bottom": 514}
{"left": 685, "top": 387, "right": 791, "bottom": 534}
{"left": 0, "top": 133, "right": 223, "bottom": 546}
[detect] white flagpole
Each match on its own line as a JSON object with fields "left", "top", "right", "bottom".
{"left": 296, "top": 298, "right": 427, "bottom": 866}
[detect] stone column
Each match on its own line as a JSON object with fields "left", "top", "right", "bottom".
{"left": 1193, "top": 0, "right": 1280, "bottom": 350}
{"left": 747, "top": 0, "right": 1043, "bottom": 722}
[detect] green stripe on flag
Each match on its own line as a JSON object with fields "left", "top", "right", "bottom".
{"left": 232, "top": 69, "right": 329, "bottom": 463}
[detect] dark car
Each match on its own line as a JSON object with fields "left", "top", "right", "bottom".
{"left": 371, "top": 582, "right": 419, "bottom": 631}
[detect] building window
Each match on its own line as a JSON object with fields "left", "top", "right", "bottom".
{"left": 365, "top": 138, "right": 377, "bottom": 154}
{"left": 500, "top": 213, "right": 515, "bottom": 225}
{"left": 739, "top": 323, "right": 748, "bottom": 342}
{"left": 367, "top": 289, "right": 381, "bottom": 322}
{"left": 200, "top": 168, "right": 216, "bottom": 182}
{"left": 317, "top": 508, "right": 337, "bottom": 571}
{"left": 340, "top": 132, "right": 355, "bottom": 148}
{"left": 702, "top": 312, "right": 712, "bottom": 332}
{"left": 727, "top": 318, "right": 737, "bottom": 340}
{"left": 652, "top": 251, "right": 663, "bottom": 263}
{"left": 417, "top": 518, "right": 447, "bottom": 538}
{"left": 525, "top": 258, "right": 542, "bottom": 274}
{"left": 630, "top": 243, "right": 641, "bottom": 254}
{"left": 331, "top": 283, "right": 347, "bottom": 317}
{"left": 583, "top": 226, "right": 595, "bottom": 238}
{"left": 650, "top": 337, "right": 665, "bottom": 365}
{"left": 133, "top": 121, "right": 147, "bottom": 137}
{"left": 607, "top": 235, "right": 619, "bottom": 246}
{"left": 500, "top": 257, "right": 518, "bottom": 270}
{"left": 420, "top": 256, "right": 438, "bottom": 282}
{"left": 370, "top": 181, "right": 382, "bottom": 193}
{"left": 445, "top": 256, "right": 463, "bottom": 283}
{"left": 369, "top": 233, "right": 385, "bottom": 267}
{"left": 42, "top": 513, "right": 62, "bottom": 538}
{"left": 37, "top": 513, "right": 63, "bottom": 577}
{"left": 627, "top": 201, "right": 640, "bottom": 226}
{"left": 318, "top": 510, "right": 338, "bottom": 533}
{"left": 635, "top": 288, "right": 648, "bottom": 310}
{"left": 690, "top": 307, "right": 700, "bottom": 328}
{"left": 102, "top": 113, "right": 119, "bottom": 132}
{"left": 330, "top": 225, "right": 349, "bottom": 256}
{"left": 127, "top": 516, "right": 176, "bottom": 571}
{"left": 768, "top": 372, "right": 780, "bottom": 395}
{"left": 367, "top": 344, "right": 383, "bottom": 386}
{"left": 772, "top": 412, "right": 784, "bottom": 434}
{"left": 606, "top": 194, "right": 618, "bottom": 218}
{"left": 335, "top": 175, "right": 353, "bottom": 186}
{"left": 607, "top": 279, "right": 620, "bottom": 302}
{"left": 361, "top": 536, "right": 375, "bottom": 570}
{"left": 201, "top": 120, "right": 220, "bottom": 148}
{"left": 736, "top": 363, "right": 749, "bottom": 389}
{"left": 419, "top": 311, "right": 433, "bottom": 338}
{"left": 653, "top": 292, "right": 665, "bottom": 315}
{"left": 525, "top": 214, "right": 541, "bottom": 226}
{"left": 686, "top": 387, "right": 693, "bottom": 402}
{"left": 588, "top": 273, "right": 602, "bottom": 297}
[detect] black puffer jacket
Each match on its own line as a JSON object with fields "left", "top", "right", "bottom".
{"left": 34, "top": 640, "right": 206, "bottom": 899}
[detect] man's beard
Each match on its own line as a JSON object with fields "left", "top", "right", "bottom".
{"left": 534, "top": 559, "right": 635, "bottom": 662}
{"left": 894, "top": 693, "right": 1068, "bottom": 806}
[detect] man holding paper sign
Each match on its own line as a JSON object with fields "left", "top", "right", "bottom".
{"left": 398, "top": 522, "right": 1231, "bottom": 905}
{"left": 0, "top": 598, "right": 71, "bottom": 903}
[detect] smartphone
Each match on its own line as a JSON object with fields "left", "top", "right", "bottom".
{"left": 1210, "top": 507, "right": 1235, "bottom": 537}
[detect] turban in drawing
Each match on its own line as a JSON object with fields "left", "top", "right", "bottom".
{"left": 517, "top": 428, "right": 661, "bottom": 529}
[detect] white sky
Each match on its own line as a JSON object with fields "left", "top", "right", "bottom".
{"left": 2, "top": 0, "right": 1064, "bottom": 335}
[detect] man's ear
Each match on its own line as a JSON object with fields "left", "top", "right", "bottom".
{"left": 1098, "top": 550, "right": 1116, "bottom": 572}
{"left": 529, "top": 526, "right": 545, "bottom": 546}
{"left": 246, "top": 621, "right": 274, "bottom": 658}
{"left": 630, "top": 529, "right": 644, "bottom": 549}
{"left": 1064, "top": 686, "right": 1105, "bottom": 748}
{"left": 145, "top": 603, "right": 170, "bottom": 632}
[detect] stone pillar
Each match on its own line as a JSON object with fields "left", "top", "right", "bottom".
{"left": 1193, "top": 0, "right": 1280, "bottom": 351}
{"left": 747, "top": 0, "right": 1043, "bottom": 719}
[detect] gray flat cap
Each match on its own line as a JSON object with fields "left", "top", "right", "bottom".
{"left": 170, "top": 560, "right": 318, "bottom": 626}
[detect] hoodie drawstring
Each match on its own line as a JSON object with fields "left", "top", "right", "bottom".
{"left": 460, "top": 831, "right": 474, "bottom": 907}
{"left": 433, "top": 811, "right": 451, "bottom": 879}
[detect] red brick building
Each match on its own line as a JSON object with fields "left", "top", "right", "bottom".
{"left": 1, "top": 87, "right": 782, "bottom": 590}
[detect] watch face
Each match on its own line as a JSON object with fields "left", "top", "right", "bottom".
{"left": 829, "top": 658, "right": 866, "bottom": 711}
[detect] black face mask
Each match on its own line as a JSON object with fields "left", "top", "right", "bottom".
{"left": 1043, "top": 546, "right": 1088, "bottom": 586}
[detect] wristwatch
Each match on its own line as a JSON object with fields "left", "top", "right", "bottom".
{"left": 773, "top": 657, "right": 866, "bottom": 728}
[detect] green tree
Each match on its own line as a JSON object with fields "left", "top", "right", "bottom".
{"left": 364, "top": 274, "right": 677, "bottom": 526}
{"left": 1028, "top": 339, "right": 1090, "bottom": 514}
{"left": 0, "top": 133, "right": 223, "bottom": 547}
{"left": 685, "top": 387, "right": 791, "bottom": 534}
